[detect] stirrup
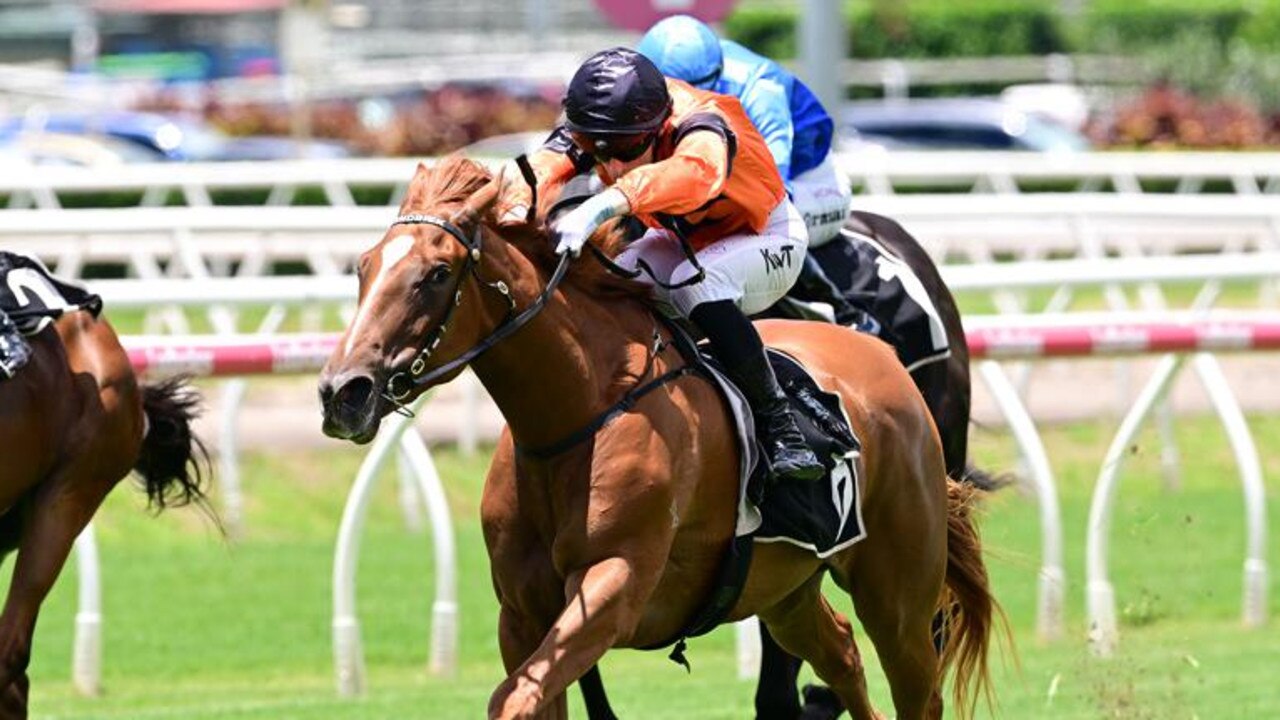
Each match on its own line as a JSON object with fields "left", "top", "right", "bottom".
{"left": 765, "top": 443, "right": 825, "bottom": 483}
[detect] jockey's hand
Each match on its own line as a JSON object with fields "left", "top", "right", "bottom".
{"left": 552, "top": 188, "right": 630, "bottom": 257}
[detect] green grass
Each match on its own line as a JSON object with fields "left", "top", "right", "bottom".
{"left": 15, "top": 413, "right": 1280, "bottom": 719}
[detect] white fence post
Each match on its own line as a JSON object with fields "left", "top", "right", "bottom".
{"left": 735, "top": 617, "right": 761, "bottom": 680}
{"left": 977, "top": 361, "right": 1066, "bottom": 641}
{"left": 398, "top": 429, "right": 459, "bottom": 676}
{"left": 1192, "top": 354, "right": 1269, "bottom": 629}
{"left": 332, "top": 392, "right": 457, "bottom": 696}
{"left": 71, "top": 525, "right": 101, "bottom": 697}
{"left": 1085, "top": 354, "right": 1186, "bottom": 656}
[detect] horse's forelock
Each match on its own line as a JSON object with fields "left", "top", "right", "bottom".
{"left": 398, "top": 155, "right": 493, "bottom": 216}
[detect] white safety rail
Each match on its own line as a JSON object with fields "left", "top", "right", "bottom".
{"left": 7, "top": 152, "right": 1280, "bottom": 210}
{"left": 945, "top": 254, "right": 1280, "bottom": 642}
{"left": 834, "top": 54, "right": 1143, "bottom": 100}
{"left": 5, "top": 196, "right": 1280, "bottom": 293}
{"left": 844, "top": 151, "right": 1280, "bottom": 195}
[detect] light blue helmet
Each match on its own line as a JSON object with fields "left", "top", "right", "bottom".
{"left": 637, "top": 15, "right": 724, "bottom": 90}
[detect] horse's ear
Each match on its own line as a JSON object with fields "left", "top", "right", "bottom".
{"left": 450, "top": 167, "right": 505, "bottom": 228}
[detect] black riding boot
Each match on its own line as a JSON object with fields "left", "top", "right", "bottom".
{"left": 0, "top": 309, "right": 30, "bottom": 379}
{"left": 690, "top": 300, "right": 824, "bottom": 483}
{"left": 792, "top": 254, "right": 863, "bottom": 327}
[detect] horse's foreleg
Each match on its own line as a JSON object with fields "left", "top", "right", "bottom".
{"left": 0, "top": 476, "right": 105, "bottom": 719}
{"left": 496, "top": 605, "right": 567, "bottom": 720}
{"left": 488, "top": 556, "right": 648, "bottom": 720}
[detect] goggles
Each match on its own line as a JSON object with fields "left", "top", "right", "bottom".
{"left": 571, "top": 131, "right": 657, "bottom": 163}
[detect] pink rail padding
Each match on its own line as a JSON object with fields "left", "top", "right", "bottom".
{"left": 120, "top": 316, "right": 1280, "bottom": 377}
{"left": 967, "top": 318, "right": 1280, "bottom": 359}
{"left": 123, "top": 334, "right": 338, "bottom": 377}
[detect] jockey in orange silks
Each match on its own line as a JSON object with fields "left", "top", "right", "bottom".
{"left": 501, "top": 47, "right": 823, "bottom": 483}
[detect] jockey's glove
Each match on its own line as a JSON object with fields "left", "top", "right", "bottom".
{"left": 552, "top": 188, "right": 631, "bottom": 257}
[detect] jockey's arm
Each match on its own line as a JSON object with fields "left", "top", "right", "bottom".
{"left": 613, "top": 130, "right": 729, "bottom": 217}
{"left": 740, "top": 77, "right": 794, "bottom": 182}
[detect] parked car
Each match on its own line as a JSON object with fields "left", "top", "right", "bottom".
{"left": 0, "top": 111, "right": 351, "bottom": 162}
{"left": 838, "top": 98, "right": 1091, "bottom": 152}
{"left": 0, "top": 131, "right": 161, "bottom": 166}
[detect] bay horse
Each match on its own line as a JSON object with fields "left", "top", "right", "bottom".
{"left": 319, "top": 157, "right": 998, "bottom": 719}
{"left": 0, "top": 307, "right": 209, "bottom": 718}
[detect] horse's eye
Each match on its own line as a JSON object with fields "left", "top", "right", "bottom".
{"left": 424, "top": 263, "right": 452, "bottom": 286}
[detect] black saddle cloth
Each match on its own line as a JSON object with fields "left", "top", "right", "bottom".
{"left": 0, "top": 252, "right": 102, "bottom": 335}
{"left": 808, "top": 229, "right": 950, "bottom": 372}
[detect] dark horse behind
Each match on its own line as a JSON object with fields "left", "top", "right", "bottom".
{"left": 0, "top": 307, "right": 210, "bottom": 718}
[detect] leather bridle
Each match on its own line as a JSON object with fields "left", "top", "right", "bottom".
{"left": 379, "top": 211, "right": 571, "bottom": 413}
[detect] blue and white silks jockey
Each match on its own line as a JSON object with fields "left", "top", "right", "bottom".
{"left": 638, "top": 14, "right": 852, "bottom": 247}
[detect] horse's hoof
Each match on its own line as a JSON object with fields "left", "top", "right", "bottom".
{"left": 798, "top": 684, "right": 844, "bottom": 720}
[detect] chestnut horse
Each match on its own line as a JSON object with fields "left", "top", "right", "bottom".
{"left": 0, "top": 308, "right": 208, "bottom": 718}
{"left": 319, "top": 158, "right": 997, "bottom": 719}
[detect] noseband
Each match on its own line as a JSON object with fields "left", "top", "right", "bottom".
{"left": 380, "top": 212, "right": 571, "bottom": 412}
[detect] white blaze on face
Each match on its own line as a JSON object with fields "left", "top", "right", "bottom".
{"left": 345, "top": 233, "right": 415, "bottom": 357}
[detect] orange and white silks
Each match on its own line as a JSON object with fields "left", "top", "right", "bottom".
{"left": 503, "top": 79, "right": 787, "bottom": 251}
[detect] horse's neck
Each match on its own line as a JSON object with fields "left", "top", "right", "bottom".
{"left": 471, "top": 246, "right": 654, "bottom": 452}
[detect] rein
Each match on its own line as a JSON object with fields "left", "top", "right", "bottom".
{"left": 545, "top": 188, "right": 707, "bottom": 292}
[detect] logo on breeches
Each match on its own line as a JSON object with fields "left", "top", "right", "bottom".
{"left": 760, "top": 244, "right": 795, "bottom": 274}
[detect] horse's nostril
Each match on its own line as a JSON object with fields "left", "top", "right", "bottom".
{"left": 334, "top": 375, "right": 376, "bottom": 414}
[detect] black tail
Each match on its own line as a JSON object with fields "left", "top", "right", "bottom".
{"left": 134, "top": 376, "right": 212, "bottom": 512}
{"left": 958, "top": 464, "right": 1012, "bottom": 493}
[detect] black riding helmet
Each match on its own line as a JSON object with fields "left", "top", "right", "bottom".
{"left": 564, "top": 47, "right": 672, "bottom": 136}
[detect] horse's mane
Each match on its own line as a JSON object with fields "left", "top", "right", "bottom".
{"left": 405, "top": 155, "right": 652, "bottom": 303}
{"left": 398, "top": 154, "right": 494, "bottom": 215}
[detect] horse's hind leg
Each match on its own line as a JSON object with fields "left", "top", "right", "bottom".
{"left": 753, "top": 624, "right": 804, "bottom": 720}
{"left": 834, "top": 551, "right": 944, "bottom": 720}
{"left": 757, "top": 574, "right": 882, "bottom": 720}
